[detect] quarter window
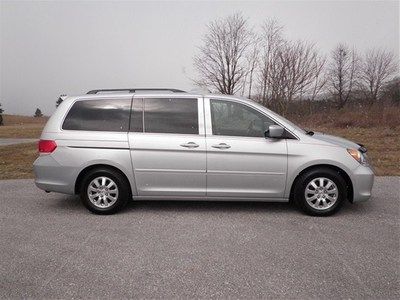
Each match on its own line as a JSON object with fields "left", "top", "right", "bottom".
{"left": 210, "top": 99, "right": 275, "bottom": 137}
{"left": 143, "top": 98, "right": 198, "bottom": 134}
{"left": 62, "top": 99, "right": 131, "bottom": 132}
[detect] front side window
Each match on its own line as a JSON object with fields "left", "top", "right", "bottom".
{"left": 62, "top": 99, "right": 131, "bottom": 132}
{"left": 210, "top": 99, "right": 275, "bottom": 137}
{"left": 143, "top": 98, "right": 198, "bottom": 134}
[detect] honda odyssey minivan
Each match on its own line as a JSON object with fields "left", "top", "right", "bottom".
{"left": 34, "top": 88, "right": 374, "bottom": 216}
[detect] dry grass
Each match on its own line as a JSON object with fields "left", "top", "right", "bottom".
{"left": 288, "top": 103, "right": 400, "bottom": 129}
{"left": 0, "top": 143, "right": 38, "bottom": 179}
{"left": 288, "top": 105, "right": 400, "bottom": 176}
{"left": 0, "top": 114, "right": 47, "bottom": 138}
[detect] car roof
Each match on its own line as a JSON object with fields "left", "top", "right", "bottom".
{"left": 63, "top": 92, "right": 249, "bottom": 102}
{"left": 62, "top": 88, "right": 257, "bottom": 103}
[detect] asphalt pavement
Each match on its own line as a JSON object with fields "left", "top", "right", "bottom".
{"left": 0, "top": 138, "right": 37, "bottom": 146}
{"left": 0, "top": 177, "right": 399, "bottom": 299}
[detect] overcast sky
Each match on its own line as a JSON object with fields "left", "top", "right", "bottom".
{"left": 1, "top": 0, "right": 399, "bottom": 115}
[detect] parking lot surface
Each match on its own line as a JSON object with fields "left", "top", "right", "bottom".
{"left": 0, "top": 177, "right": 399, "bottom": 299}
{"left": 0, "top": 138, "right": 38, "bottom": 146}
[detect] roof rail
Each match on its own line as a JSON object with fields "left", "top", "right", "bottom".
{"left": 86, "top": 88, "right": 186, "bottom": 94}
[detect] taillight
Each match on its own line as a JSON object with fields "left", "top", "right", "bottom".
{"left": 38, "top": 140, "right": 57, "bottom": 153}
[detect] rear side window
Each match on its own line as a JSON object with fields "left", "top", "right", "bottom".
{"left": 130, "top": 98, "right": 144, "bottom": 132}
{"left": 62, "top": 99, "right": 131, "bottom": 132}
{"left": 143, "top": 98, "right": 198, "bottom": 134}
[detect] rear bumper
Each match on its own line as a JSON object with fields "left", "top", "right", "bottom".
{"left": 351, "top": 164, "right": 374, "bottom": 202}
{"left": 33, "top": 155, "right": 75, "bottom": 194}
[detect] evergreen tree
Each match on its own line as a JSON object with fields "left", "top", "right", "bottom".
{"left": 34, "top": 108, "right": 43, "bottom": 118}
{"left": 0, "top": 103, "right": 4, "bottom": 126}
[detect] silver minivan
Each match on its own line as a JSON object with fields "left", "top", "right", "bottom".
{"left": 34, "top": 88, "right": 374, "bottom": 216}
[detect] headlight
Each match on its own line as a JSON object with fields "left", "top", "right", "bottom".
{"left": 347, "top": 148, "right": 368, "bottom": 165}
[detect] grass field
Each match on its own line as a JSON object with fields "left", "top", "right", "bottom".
{"left": 0, "top": 114, "right": 47, "bottom": 138}
{"left": 0, "top": 143, "right": 37, "bottom": 180}
{"left": 0, "top": 107, "right": 399, "bottom": 179}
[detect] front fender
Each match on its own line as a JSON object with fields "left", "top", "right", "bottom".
{"left": 284, "top": 141, "right": 359, "bottom": 198}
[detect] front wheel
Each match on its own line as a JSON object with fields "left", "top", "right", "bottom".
{"left": 80, "top": 168, "right": 130, "bottom": 214}
{"left": 293, "top": 168, "right": 347, "bottom": 216}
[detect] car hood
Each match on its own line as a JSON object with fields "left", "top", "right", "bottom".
{"left": 310, "top": 132, "right": 361, "bottom": 150}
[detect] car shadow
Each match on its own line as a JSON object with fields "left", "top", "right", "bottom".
{"left": 125, "top": 199, "right": 295, "bottom": 214}
{"left": 48, "top": 194, "right": 371, "bottom": 216}
{"left": 46, "top": 194, "right": 82, "bottom": 212}
{"left": 49, "top": 194, "right": 297, "bottom": 214}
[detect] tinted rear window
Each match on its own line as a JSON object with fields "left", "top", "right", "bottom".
{"left": 130, "top": 98, "right": 143, "bottom": 132}
{"left": 143, "top": 98, "right": 198, "bottom": 134}
{"left": 62, "top": 99, "right": 132, "bottom": 132}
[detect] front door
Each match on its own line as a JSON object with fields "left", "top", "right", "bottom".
{"left": 128, "top": 96, "right": 206, "bottom": 197}
{"left": 205, "top": 98, "right": 288, "bottom": 198}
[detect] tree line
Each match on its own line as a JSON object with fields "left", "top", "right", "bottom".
{"left": 193, "top": 13, "right": 399, "bottom": 114}
{"left": 0, "top": 103, "right": 43, "bottom": 126}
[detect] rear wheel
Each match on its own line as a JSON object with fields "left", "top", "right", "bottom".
{"left": 293, "top": 168, "right": 346, "bottom": 216}
{"left": 80, "top": 168, "right": 130, "bottom": 214}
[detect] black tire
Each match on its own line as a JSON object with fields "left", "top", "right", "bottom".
{"left": 293, "top": 167, "right": 346, "bottom": 216}
{"left": 80, "top": 167, "right": 131, "bottom": 214}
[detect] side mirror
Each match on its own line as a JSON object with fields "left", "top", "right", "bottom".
{"left": 265, "top": 125, "right": 284, "bottom": 139}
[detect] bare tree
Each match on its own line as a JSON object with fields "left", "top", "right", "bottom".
{"left": 360, "top": 48, "right": 398, "bottom": 104}
{"left": 257, "top": 20, "right": 326, "bottom": 113}
{"left": 276, "top": 41, "right": 326, "bottom": 113}
{"left": 241, "top": 37, "right": 260, "bottom": 98}
{"left": 194, "top": 13, "right": 253, "bottom": 94}
{"left": 258, "top": 19, "right": 284, "bottom": 106}
{"left": 327, "top": 44, "right": 359, "bottom": 109}
{"left": 381, "top": 77, "right": 400, "bottom": 105}
{"left": 308, "top": 55, "right": 327, "bottom": 102}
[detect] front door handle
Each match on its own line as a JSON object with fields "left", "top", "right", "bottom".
{"left": 212, "top": 143, "right": 231, "bottom": 149}
{"left": 180, "top": 142, "right": 199, "bottom": 148}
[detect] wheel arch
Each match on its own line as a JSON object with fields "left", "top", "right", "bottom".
{"left": 74, "top": 164, "right": 132, "bottom": 195}
{"left": 289, "top": 164, "right": 354, "bottom": 203}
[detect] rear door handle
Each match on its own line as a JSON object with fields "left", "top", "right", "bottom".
{"left": 180, "top": 142, "right": 199, "bottom": 148}
{"left": 212, "top": 143, "right": 231, "bottom": 149}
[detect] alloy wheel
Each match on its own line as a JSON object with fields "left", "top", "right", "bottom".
{"left": 304, "top": 177, "right": 338, "bottom": 210}
{"left": 87, "top": 176, "right": 119, "bottom": 208}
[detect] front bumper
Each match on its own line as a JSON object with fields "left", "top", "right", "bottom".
{"left": 351, "top": 164, "right": 374, "bottom": 202}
